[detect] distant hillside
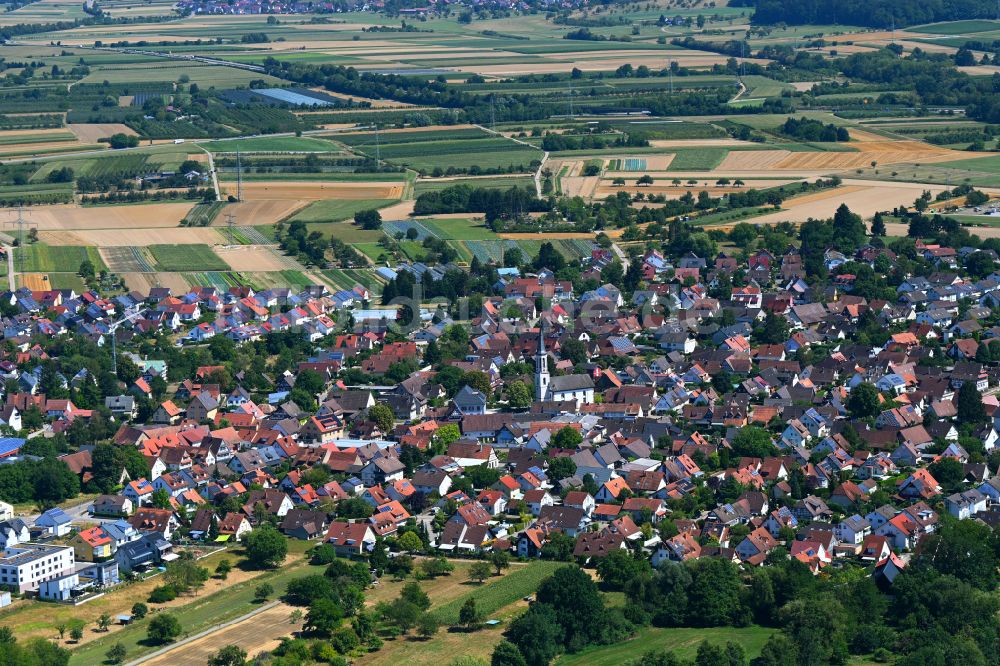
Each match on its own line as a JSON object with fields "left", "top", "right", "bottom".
{"left": 753, "top": 0, "right": 997, "bottom": 28}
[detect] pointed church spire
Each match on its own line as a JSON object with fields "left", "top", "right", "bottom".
{"left": 535, "top": 323, "right": 550, "bottom": 402}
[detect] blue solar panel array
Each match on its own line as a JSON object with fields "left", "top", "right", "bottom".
{"left": 255, "top": 88, "right": 336, "bottom": 107}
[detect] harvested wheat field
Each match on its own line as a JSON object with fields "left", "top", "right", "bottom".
{"left": 20, "top": 273, "right": 51, "bottom": 290}
{"left": 560, "top": 175, "right": 600, "bottom": 199}
{"left": 121, "top": 271, "right": 190, "bottom": 294}
{"left": 849, "top": 128, "right": 891, "bottom": 142}
{"left": 21, "top": 202, "right": 193, "bottom": 230}
{"left": 67, "top": 123, "right": 137, "bottom": 143}
{"left": 0, "top": 140, "right": 88, "bottom": 156}
{"left": 43, "top": 227, "right": 225, "bottom": 247}
{"left": 222, "top": 200, "right": 308, "bottom": 226}
{"left": 231, "top": 181, "right": 405, "bottom": 201}
{"left": 741, "top": 181, "right": 951, "bottom": 225}
{"left": 718, "top": 150, "right": 794, "bottom": 170}
{"left": 0, "top": 127, "right": 73, "bottom": 138}
{"left": 958, "top": 65, "right": 1000, "bottom": 76}
{"left": 216, "top": 245, "right": 300, "bottom": 272}
{"left": 378, "top": 200, "right": 417, "bottom": 221}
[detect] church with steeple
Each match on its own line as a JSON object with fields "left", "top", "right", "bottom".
{"left": 535, "top": 327, "right": 550, "bottom": 402}
{"left": 534, "top": 327, "right": 595, "bottom": 408}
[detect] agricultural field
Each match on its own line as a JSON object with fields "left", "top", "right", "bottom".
{"left": 289, "top": 198, "right": 399, "bottom": 224}
{"left": 149, "top": 244, "right": 229, "bottom": 272}
{"left": 204, "top": 135, "right": 342, "bottom": 153}
{"left": 333, "top": 127, "right": 541, "bottom": 174}
{"left": 17, "top": 244, "right": 105, "bottom": 273}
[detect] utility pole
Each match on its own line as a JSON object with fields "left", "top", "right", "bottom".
{"left": 111, "top": 325, "right": 117, "bottom": 376}
{"left": 12, "top": 206, "right": 27, "bottom": 275}
{"left": 236, "top": 148, "right": 243, "bottom": 202}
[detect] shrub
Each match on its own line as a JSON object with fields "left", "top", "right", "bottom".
{"left": 148, "top": 584, "right": 177, "bottom": 603}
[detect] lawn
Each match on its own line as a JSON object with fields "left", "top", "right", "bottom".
{"left": 290, "top": 198, "right": 398, "bottom": 224}
{"left": 19, "top": 244, "right": 106, "bottom": 273}
{"left": 70, "top": 553, "right": 316, "bottom": 666}
{"left": 556, "top": 625, "right": 776, "bottom": 666}
{"left": 430, "top": 560, "right": 563, "bottom": 625}
{"left": 301, "top": 220, "right": 385, "bottom": 244}
{"left": 149, "top": 244, "right": 229, "bottom": 271}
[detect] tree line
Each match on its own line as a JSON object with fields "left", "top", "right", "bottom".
{"left": 753, "top": 0, "right": 998, "bottom": 28}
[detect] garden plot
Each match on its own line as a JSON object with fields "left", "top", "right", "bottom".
{"left": 100, "top": 246, "right": 157, "bottom": 273}
{"left": 606, "top": 155, "right": 675, "bottom": 172}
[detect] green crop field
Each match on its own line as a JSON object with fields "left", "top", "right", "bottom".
{"left": 666, "top": 148, "right": 729, "bottom": 171}
{"left": 290, "top": 198, "right": 398, "bottom": 224}
{"left": 204, "top": 136, "right": 340, "bottom": 153}
{"left": 185, "top": 201, "right": 226, "bottom": 227}
{"left": 414, "top": 176, "right": 535, "bottom": 194}
{"left": 907, "top": 20, "right": 1000, "bottom": 34}
{"left": 78, "top": 64, "right": 283, "bottom": 87}
{"left": 298, "top": 220, "right": 385, "bottom": 244}
{"left": 18, "top": 244, "right": 106, "bottom": 273}
{"left": 149, "top": 244, "right": 228, "bottom": 271}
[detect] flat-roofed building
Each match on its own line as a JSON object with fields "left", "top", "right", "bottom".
{"left": 0, "top": 543, "right": 75, "bottom": 593}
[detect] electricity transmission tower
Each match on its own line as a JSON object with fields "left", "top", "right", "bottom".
{"left": 225, "top": 212, "right": 237, "bottom": 246}
{"left": 6, "top": 206, "right": 35, "bottom": 276}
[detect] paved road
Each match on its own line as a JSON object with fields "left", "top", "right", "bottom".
{"left": 19, "top": 496, "right": 101, "bottom": 524}
{"left": 198, "top": 146, "right": 222, "bottom": 201}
